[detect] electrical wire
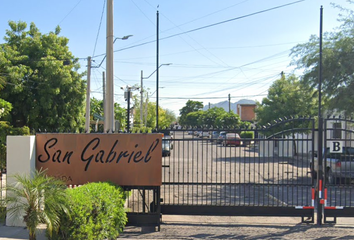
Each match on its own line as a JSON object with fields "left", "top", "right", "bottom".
{"left": 92, "top": 0, "right": 106, "bottom": 57}
{"left": 57, "top": 0, "right": 83, "bottom": 26}
{"left": 91, "top": 0, "right": 305, "bottom": 57}
{"left": 159, "top": 11, "right": 230, "bottom": 67}
{"left": 159, "top": 0, "right": 252, "bottom": 34}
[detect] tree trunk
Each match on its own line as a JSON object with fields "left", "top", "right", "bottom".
{"left": 292, "top": 133, "right": 297, "bottom": 156}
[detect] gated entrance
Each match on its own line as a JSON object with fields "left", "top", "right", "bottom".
{"left": 161, "top": 117, "right": 315, "bottom": 222}
{"left": 3, "top": 116, "right": 354, "bottom": 227}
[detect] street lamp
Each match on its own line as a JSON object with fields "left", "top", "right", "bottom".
{"left": 156, "top": 63, "right": 171, "bottom": 131}
{"left": 113, "top": 35, "right": 133, "bottom": 43}
{"left": 104, "top": 34, "right": 133, "bottom": 133}
{"left": 140, "top": 64, "right": 171, "bottom": 130}
{"left": 121, "top": 85, "right": 139, "bottom": 133}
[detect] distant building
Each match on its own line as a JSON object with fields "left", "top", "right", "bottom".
{"left": 236, "top": 103, "right": 256, "bottom": 122}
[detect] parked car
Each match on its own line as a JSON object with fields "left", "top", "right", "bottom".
{"left": 310, "top": 147, "right": 354, "bottom": 184}
{"left": 217, "top": 131, "right": 227, "bottom": 144}
{"left": 163, "top": 135, "right": 173, "bottom": 150}
{"left": 199, "top": 131, "right": 210, "bottom": 138}
{"left": 222, "top": 133, "right": 241, "bottom": 147}
{"left": 162, "top": 139, "right": 171, "bottom": 157}
{"left": 210, "top": 131, "right": 220, "bottom": 142}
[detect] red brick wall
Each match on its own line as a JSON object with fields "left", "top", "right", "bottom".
{"left": 237, "top": 105, "right": 256, "bottom": 121}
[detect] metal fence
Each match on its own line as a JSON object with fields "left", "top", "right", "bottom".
{"left": 323, "top": 117, "right": 354, "bottom": 222}
{"left": 3, "top": 117, "right": 354, "bottom": 226}
{"left": 161, "top": 118, "right": 315, "bottom": 222}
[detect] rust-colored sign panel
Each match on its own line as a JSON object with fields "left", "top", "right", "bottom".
{"left": 36, "top": 134, "right": 162, "bottom": 186}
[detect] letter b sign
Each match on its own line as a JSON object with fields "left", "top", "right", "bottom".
{"left": 329, "top": 141, "right": 343, "bottom": 153}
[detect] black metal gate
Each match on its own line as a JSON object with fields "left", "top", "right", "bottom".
{"left": 323, "top": 117, "right": 354, "bottom": 223}
{"left": 161, "top": 118, "right": 315, "bottom": 222}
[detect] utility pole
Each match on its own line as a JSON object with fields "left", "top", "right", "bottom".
{"left": 127, "top": 89, "right": 131, "bottom": 133}
{"left": 102, "top": 71, "right": 106, "bottom": 124}
{"left": 156, "top": 10, "right": 160, "bottom": 131}
{"left": 317, "top": 5, "right": 324, "bottom": 226}
{"left": 105, "top": 0, "right": 114, "bottom": 133}
{"left": 145, "top": 94, "right": 148, "bottom": 127}
{"left": 228, "top": 94, "right": 231, "bottom": 113}
{"left": 140, "top": 70, "right": 143, "bottom": 127}
{"left": 85, "top": 56, "right": 91, "bottom": 133}
{"left": 208, "top": 102, "right": 211, "bottom": 109}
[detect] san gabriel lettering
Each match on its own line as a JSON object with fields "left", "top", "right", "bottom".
{"left": 37, "top": 137, "right": 160, "bottom": 171}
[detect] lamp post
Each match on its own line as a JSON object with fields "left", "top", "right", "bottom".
{"left": 114, "top": 35, "right": 133, "bottom": 43}
{"left": 121, "top": 85, "right": 139, "bottom": 133}
{"left": 140, "top": 63, "right": 171, "bottom": 130}
{"left": 104, "top": 32, "right": 132, "bottom": 133}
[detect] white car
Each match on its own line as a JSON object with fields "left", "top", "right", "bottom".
{"left": 199, "top": 132, "right": 210, "bottom": 138}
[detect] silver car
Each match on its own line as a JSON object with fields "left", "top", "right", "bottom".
{"left": 210, "top": 131, "right": 219, "bottom": 142}
{"left": 310, "top": 147, "right": 354, "bottom": 184}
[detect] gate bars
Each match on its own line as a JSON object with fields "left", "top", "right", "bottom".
{"left": 323, "top": 117, "right": 354, "bottom": 223}
{"left": 161, "top": 118, "right": 315, "bottom": 222}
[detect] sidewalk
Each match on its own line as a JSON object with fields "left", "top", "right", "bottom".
{"left": 1, "top": 216, "right": 354, "bottom": 240}
{"left": 0, "top": 224, "right": 46, "bottom": 240}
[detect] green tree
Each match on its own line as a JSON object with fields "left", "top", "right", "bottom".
{"left": 157, "top": 108, "right": 177, "bottom": 129}
{"left": 179, "top": 100, "right": 203, "bottom": 126}
{"left": 132, "top": 92, "right": 176, "bottom": 131}
{"left": 90, "top": 98, "right": 126, "bottom": 132}
{"left": 114, "top": 102, "right": 127, "bottom": 131}
{"left": 183, "top": 111, "right": 204, "bottom": 127}
{"left": 255, "top": 74, "right": 317, "bottom": 127}
{"left": 290, "top": 2, "right": 354, "bottom": 115}
{"left": 215, "top": 111, "right": 242, "bottom": 129}
{"left": 2, "top": 170, "right": 69, "bottom": 240}
{"left": 0, "top": 21, "right": 86, "bottom": 131}
{"left": 90, "top": 97, "right": 104, "bottom": 118}
{"left": 202, "top": 107, "right": 227, "bottom": 127}
{"left": 255, "top": 74, "right": 317, "bottom": 155}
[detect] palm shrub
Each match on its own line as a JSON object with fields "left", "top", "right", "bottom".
{"left": 51, "top": 182, "right": 127, "bottom": 240}
{"left": 2, "top": 169, "right": 69, "bottom": 240}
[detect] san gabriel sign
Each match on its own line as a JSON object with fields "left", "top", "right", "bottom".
{"left": 36, "top": 133, "right": 162, "bottom": 186}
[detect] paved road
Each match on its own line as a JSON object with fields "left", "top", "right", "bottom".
{"left": 2, "top": 215, "right": 354, "bottom": 240}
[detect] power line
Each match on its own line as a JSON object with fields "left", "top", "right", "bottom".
{"left": 132, "top": 0, "right": 155, "bottom": 26}
{"left": 160, "top": 0, "right": 251, "bottom": 34}
{"left": 159, "top": 94, "right": 268, "bottom": 100}
{"left": 92, "top": 0, "right": 106, "bottom": 57}
{"left": 57, "top": 0, "right": 83, "bottom": 26}
{"left": 159, "top": 0, "right": 305, "bottom": 42}
{"left": 159, "top": 11, "right": 230, "bottom": 67}
{"left": 91, "top": 0, "right": 304, "bottom": 58}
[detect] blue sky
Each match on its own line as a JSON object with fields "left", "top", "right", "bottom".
{"left": 0, "top": 0, "right": 351, "bottom": 116}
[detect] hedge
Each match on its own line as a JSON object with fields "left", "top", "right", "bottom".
{"left": 50, "top": 182, "right": 127, "bottom": 240}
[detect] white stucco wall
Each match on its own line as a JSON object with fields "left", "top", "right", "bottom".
{"left": 6, "top": 135, "right": 36, "bottom": 227}
{"left": 278, "top": 140, "right": 293, "bottom": 157}
{"left": 259, "top": 140, "right": 274, "bottom": 157}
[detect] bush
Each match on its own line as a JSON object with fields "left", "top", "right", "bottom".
{"left": 51, "top": 182, "right": 127, "bottom": 240}
{"left": 240, "top": 131, "right": 254, "bottom": 139}
{"left": 131, "top": 126, "right": 152, "bottom": 133}
{"left": 0, "top": 144, "right": 5, "bottom": 171}
{"left": 0, "top": 206, "right": 5, "bottom": 224}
